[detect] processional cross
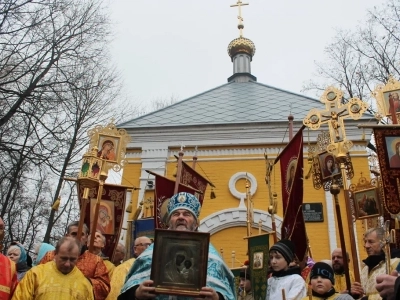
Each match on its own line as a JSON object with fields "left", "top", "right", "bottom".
{"left": 303, "top": 87, "right": 368, "bottom": 158}
{"left": 230, "top": 0, "right": 248, "bottom": 37}
{"left": 303, "top": 86, "right": 369, "bottom": 288}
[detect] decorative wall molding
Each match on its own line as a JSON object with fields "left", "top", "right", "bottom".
{"left": 228, "top": 172, "right": 257, "bottom": 206}
{"left": 199, "top": 208, "right": 282, "bottom": 237}
{"left": 126, "top": 144, "right": 369, "bottom": 160}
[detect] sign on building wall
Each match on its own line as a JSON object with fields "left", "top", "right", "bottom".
{"left": 302, "top": 203, "right": 324, "bottom": 222}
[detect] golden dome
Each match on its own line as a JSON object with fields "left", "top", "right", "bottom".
{"left": 227, "top": 37, "right": 256, "bottom": 61}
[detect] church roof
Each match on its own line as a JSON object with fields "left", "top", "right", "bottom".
{"left": 119, "top": 81, "right": 324, "bottom": 129}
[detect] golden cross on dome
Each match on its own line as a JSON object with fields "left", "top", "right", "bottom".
{"left": 230, "top": 0, "right": 249, "bottom": 37}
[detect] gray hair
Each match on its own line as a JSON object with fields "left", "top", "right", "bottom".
{"left": 66, "top": 221, "right": 89, "bottom": 235}
{"left": 364, "top": 227, "right": 385, "bottom": 242}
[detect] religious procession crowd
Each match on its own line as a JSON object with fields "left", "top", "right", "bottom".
{"left": 0, "top": 192, "right": 399, "bottom": 300}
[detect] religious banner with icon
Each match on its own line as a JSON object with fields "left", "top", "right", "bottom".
{"left": 274, "top": 127, "right": 308, "bottom": 262}
{"left": 373, "top": 127, "right": 400, "bottom": 214}
{"left": 87, "top": 120, "right": 131, "bottom": 171}
{"left": 372, "top": 75, "right": 400, "bottom": 123}
{"left": 246, "top": 233, "right": 269, "bottom": 300}
{"left": 77, "top": 182, "right": 128, "bottom": 261}
{"left": 146, "top": 170, "right": 202, "bottom": 229}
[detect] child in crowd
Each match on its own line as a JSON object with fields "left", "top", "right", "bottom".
{"left": 266, "top": 239, "right": 307, "bottom": 300}
{"left": 303, "top": 262, "right": 354, "bottom": 300}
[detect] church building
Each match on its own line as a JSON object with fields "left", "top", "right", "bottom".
{"left": 118, "top": 5, "right": 373, "bottom": 269}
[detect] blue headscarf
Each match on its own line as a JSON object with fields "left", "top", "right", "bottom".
{"left": 34, "top": 243, "right": 55, "bottom": 266}
{"left": 9, "top": 244, "right": 27, "bottom": 263}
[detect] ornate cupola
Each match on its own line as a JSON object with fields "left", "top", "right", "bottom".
{"left": 227, "top": 0, "right": 257, "bottom": 83}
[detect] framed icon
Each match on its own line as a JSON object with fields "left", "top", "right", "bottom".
{"left": 97, "top": 135, "right": 121, "bottom": 163}
{"left": 385, "top": 136, "right": 400, "bottom": 168}
{"left": 317, "top": 151, "right": 340, "bottom": 180}
{"left": 353, "top": 188, "right": 381, "bottom": 219}
{"left": 383, "top": 89, "right": 400, "bottom": 116}
{"left": 151, "top": 229, "right": 210, "bottom": 297}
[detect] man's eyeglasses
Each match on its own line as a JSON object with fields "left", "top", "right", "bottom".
{"left": 134, "top": 243, "right": 152, "bottom": 247}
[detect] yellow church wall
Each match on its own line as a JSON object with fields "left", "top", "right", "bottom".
{"left": 121, "top": 161, "right": 142, "bottom": 189}
{"left": 211, "top": 226, "right": 251, "bottom": 267}
{"left": 123, "top": 143, "right": 373, "bottom": 270}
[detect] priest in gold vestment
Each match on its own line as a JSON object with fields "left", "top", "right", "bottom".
{"left": 106, "top": 236, "right": 152, "bottom": 300}
{"left": 39, "top": 223, "right": 110, "bottom": 299}
{"left": 12, "top": 237, "right": 94, "bottom": 300}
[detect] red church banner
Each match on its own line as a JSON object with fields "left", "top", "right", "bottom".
{"left": 373, "top": 127, "right": 400, "bottom": 214}
{"left": 180, "top": 160, "right": 214, "bottom": 203}
{"left": 78, "top": 182, "right": 128, "bottom": 261}
{"left": 147, "top": 171, "right": 202, "bottom": 229}
{"left": 275, "top": 127, "right": 307, "bottom": 261}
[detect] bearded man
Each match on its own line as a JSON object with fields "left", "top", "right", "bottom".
{"left": 118, "top": 192, "right": 236, "bottom": 300}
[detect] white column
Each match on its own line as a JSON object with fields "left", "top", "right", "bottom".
{"left": 325, "top": 190, "right": 337, "bottom": 253}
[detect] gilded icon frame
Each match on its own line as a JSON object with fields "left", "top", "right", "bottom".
{"left": 353, "top": 187, "right": 381, "bottom": 220}
{"left": 151, "top": 229, "right": 210, "bottom": 297}
{"left": 317, "top": 151, "right": 340, "bottom": 181}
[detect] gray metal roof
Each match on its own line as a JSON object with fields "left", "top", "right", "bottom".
{"left": 119, "top": 81, "right": 328, "bottom": 129}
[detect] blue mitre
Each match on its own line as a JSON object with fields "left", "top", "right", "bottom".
{"left": 167, "top": 192, "right": 201, "bottom": 220}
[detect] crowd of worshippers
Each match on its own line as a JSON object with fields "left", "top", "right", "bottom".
{"left": 0, "top": 193, "right": 400, "bottom": 300}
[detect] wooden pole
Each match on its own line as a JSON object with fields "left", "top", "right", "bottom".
{"left": 246, "top": 180, "right": 251, "bottom": 237}
{"left": 174, "top": 150, "right": 184, "bottom": 194}
{"left": 270, "top": 213, "right": 278, "bottom": 243}
{"left": 344, "top": 189, "right": 361, "bottom": 282}
{"left": 89, "top": 181, "right": 104, "bottom": 252}
{"left": 288, "top": 114, "right": 294, "bottom": 140}
{"left": 77, "top": 187, "right": 90, "bottom": 243}
{"left": 192, "top": 146, "right": 198, "bottom": 169}
{"left": 330, "top": 179, "right": 351, "bottom": 292}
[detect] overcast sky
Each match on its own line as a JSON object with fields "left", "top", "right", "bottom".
{"left": 108, "top": 0, "right": 382, "bottom": 109}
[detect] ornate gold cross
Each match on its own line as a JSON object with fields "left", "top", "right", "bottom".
{"left": 230, "top": 0, "right": 249, "bottom": 37}
{"left": 303, "top": 87, "right": 368, "bottom": 157}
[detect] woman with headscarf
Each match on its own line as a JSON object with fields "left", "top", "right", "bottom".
{"left": 33, "top": 242, "right": 55, "bottom": 266}
{"left": 7, "top": 242, "right": 30, "bottom": 281}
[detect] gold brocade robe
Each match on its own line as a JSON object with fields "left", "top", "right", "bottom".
{"left": 360, "top": 258, "right": 400, "bottom": 300}
{"left": 103, "top": 259, "right": 116, "bottom": 278}
{"left": 333, "top": 271, "right": 355, "bottom": 293}
{"left": 40, "top": 250, "right": 110, "bottom": 300}
{"left": 11, "top": 261, "right": 94, "bottom": 300}
{"left": 106, "top": 258, "right": 135, "bottom": 300}
{"left": 237, "top": 290, "right": 254, "bottom": 300}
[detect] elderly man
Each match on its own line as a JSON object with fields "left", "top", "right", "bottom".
{"left": 331, "top": 248, "right": 355, "bottom": 293}
{"left": 66, "top": 221, "right": 89, "bottom": 249}
{"left": 133, "top": 236, "right": 152, "bottom": 258}
{"left": 351, "top": 227, "right": 400, "bottom": 299}
{"left": 12, "top": 237, "right": 94, "bottom": 299}
{"left": 88, "top": 230, "right": 115, "bottom": 277}
{"left": 112, "top": 243, "right": 126, "bottom": 266}
{"left": 0, "top": 217, "right": 17, "bottom": 300}
{"left": 106, "top": 236, "right": 152, "bottom": 300}
{"left": 118, "top": 192, "right": 236, "bottom": 300}
{"left": 40, "top": 221, "right": 110, "bottom": 300}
